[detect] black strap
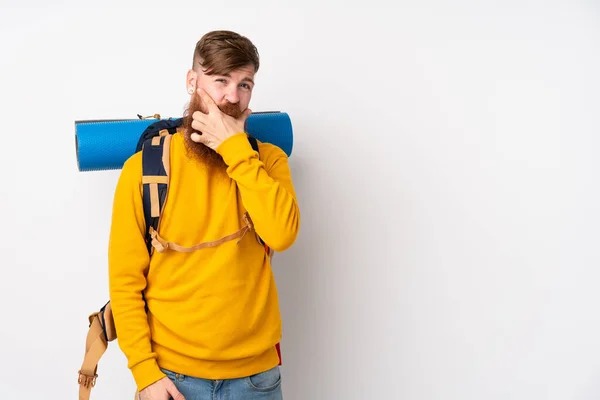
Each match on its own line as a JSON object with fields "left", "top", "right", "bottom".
{"left": 141, "top": 135, "right": 169, "bottom": 254}
{"left": 246, "top": 135, "right": 268, "bottom": 248}
{"left": 248, "top": 134, "right": 259, "bottom": 152}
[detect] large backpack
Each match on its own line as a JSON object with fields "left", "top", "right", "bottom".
{"left": 77, "top": 118, "right": 278, "bottom": 400}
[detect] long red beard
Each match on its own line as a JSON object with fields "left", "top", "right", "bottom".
{"left": 182, "top": 91, "right": 243, "bottom": 169}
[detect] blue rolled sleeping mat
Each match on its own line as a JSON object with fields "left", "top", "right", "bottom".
{"left": 74, "top": 112, "right": 293, "bottom": 172}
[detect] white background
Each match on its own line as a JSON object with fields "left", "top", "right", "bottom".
{"left": 1, "top": 1, "right": 599, "bottom": 399}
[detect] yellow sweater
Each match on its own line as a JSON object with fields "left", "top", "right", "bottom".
{"left": 107, "top": 132, "right": 300, "bottom": 391}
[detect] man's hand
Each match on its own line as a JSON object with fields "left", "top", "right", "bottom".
{"left": 190, "top": 88, "right": 252, "bottom": 150}
{"left": 139, "top": 376, "right": 185, "bottom": 400}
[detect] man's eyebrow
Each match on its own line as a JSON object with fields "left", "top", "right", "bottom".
{"left": 215, "top": 73, "right": 255, "bottom": 85}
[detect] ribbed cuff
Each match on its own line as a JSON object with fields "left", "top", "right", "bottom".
{"left": 131, "top": 358, "right": 166, "bottom": 392}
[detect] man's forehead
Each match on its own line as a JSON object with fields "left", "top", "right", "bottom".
{"left": 227, "top": 65, "right": 255, "bottom": 79}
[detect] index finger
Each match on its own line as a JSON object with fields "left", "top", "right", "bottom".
{"left": 197, "top": 88, "right": 218, "bottom": 111}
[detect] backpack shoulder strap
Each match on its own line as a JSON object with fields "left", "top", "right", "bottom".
{"left": 136, "top": 117, "right": 182, "bottom": 152}
{"left": 141, "top": 130, "right": 173, "bottom": 254}
{"left": 245, "top": 135, "right": 272, "bottom": 256}
{"left": 248, "top": 134, "right": 259, "bottom": 153}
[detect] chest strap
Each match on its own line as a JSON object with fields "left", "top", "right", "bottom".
{"left": 149, "top": 212, "right": 254, "bottom": 253}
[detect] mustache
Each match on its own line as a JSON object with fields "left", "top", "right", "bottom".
{"left": 217, "top": 101, "right": 243, "bottom": 118}
{"left": 183, "top": 91, "right": 245, "bottom": 137}
{"left": 187, "top": 91, "right": 243, "bottom": 120}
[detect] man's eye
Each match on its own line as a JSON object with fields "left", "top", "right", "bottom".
{"left": 216, "top": 79, "right": 227, "bottom": 84}
{"left": 240, "top": 83, "right": 251, "bottom": 90}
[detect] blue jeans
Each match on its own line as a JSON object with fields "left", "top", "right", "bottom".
{"left": 160, "top": 366, "right": 283, "bottom": 400}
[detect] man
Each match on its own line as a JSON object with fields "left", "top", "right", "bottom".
{"left": 108, "top": 30, "right": 300, "bottom": 400}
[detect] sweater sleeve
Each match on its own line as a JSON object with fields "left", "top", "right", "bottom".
{"left": 107, "top": 153, "right": 166, "bottom": 391}
{"left": 216, "top": 133, "right": 300, "bottom": 252}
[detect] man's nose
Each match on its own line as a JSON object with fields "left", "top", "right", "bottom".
{"left": 224, "top": 87, "right": 239, "bottom": 104}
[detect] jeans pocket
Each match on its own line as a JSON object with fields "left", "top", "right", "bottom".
{"left": 245, "top": 366, "right": 281, "bottom": 392}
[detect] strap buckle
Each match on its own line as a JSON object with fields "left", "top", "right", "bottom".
{"left": 242, "top": 212, "right": 253, "bottom": 230}
{"left": 149, "top": 227, "right": 168, "bottom": 252}
{"left": 137, "top": 113, "right": 161, "bottom": 120}
{"left": 78, "top": 370, "right": 98, "bottom": 388}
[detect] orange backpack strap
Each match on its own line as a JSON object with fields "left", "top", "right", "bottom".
{"left": 149, "top": 212, "right": 254, "bottom": 253}
{"left": 78, "top": 302, "right": 116, "bottom": 399}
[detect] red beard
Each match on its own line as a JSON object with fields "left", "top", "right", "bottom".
{"left": 182, "top": 91, "right": 243, "bottom": 169}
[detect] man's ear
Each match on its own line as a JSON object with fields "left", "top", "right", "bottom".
{"left": 186, "top": 69, "right": 198, "bottom": 93}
